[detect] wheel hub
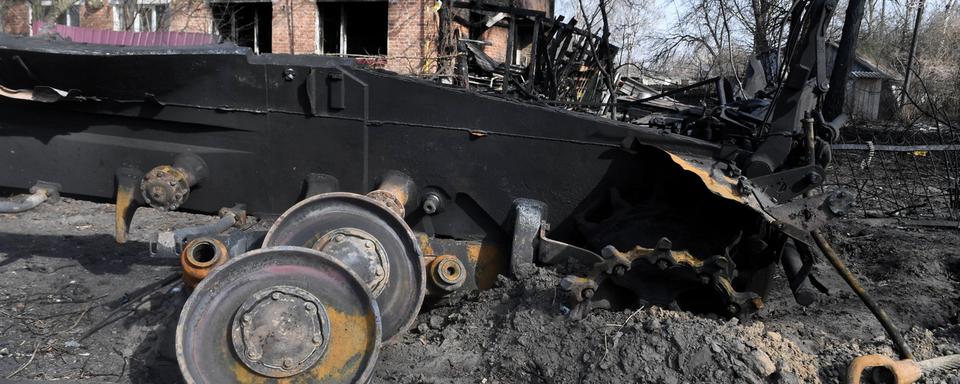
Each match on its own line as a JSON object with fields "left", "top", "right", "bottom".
{"left": 263, "top": 192, "right": 425, "bottom": 343}
{"left": 313, "top": 228, "right": 390, "bottom": 297}
{"left": 231, "top": 286, "right": 331, "bottom": 378}
{"left": 176, "top": 246, "right": 381, "bottom": 384}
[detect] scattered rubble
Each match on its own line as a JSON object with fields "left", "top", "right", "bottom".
{"left": 0, "top": 197, "right": 959, "bottom": 383}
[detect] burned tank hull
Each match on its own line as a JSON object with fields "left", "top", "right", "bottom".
{"left": 0, "top": 34, "right": 846, "bottom": 383}
{"left": 0, "top": 34, "right": 772, "bottom": 250}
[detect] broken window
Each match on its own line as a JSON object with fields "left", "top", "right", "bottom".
{"left": 132, "top": 2, "right": 168, "bottom": 32}
{"left": 316, "top": 2, "right": 387, "bottom": 56}
{"left": 211, "top": 2, "right": 272, "bottom": 54}
{"left": 110, "top": 0, "right": 169, "bottom": 32}
{"left": 514, "top": 23, "right": 534, "bottom": 66}
{"left": 41, "top": 1, "right": 81, "bottom": 26}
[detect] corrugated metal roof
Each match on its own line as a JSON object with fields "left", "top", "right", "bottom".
{"left": 851, "top": 71, "right": 890, "bottom": 79}
{"left": 32, "top": 22, "right": 216, "bottom": 47}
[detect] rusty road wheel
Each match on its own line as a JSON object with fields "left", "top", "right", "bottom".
{"left": 176, "top": 246, "right": 381, "bottom": 384}
{"left": 263, "top": 192, "right": 425, "bottom": 343}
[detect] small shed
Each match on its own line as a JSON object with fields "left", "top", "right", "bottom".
{"left": 825, "top": 42, "right": 900, "bottom": 120}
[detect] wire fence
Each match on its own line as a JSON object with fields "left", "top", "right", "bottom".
{"left": 825, "top": 124, "right": 960, "bottom": 221}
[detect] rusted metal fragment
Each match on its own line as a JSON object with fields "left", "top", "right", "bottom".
{"left": 114, "top": 167, "right": 143, "bottom": 244}
{"left": 664, "top": 150, "right": 849, "bottom": 246}
{"left": 665, "top": 152, "right": 746, "bottom": 203}
{"left": 180, "top": 237, "right": 229, "bottom": 288}
{"left": 416, "top": 234, "right": 507, "bottom": 291}
{"left": 141, "top": 153, "right": 208, "bottom": 212}
{"left": 0, "top": 84, "right": 68, "bottom": 102}
{"left": 847, "top": 355, "right": 922, "bottom": 384}
{"left": 427, "top": 255, "right": 467, "bottom": 293}
{"left": 366, "top": 171, "right": 417, "bottom": 218}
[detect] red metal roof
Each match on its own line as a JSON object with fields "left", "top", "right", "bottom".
{"left": 32, "top": 22, "right": 216, "bottom": 47}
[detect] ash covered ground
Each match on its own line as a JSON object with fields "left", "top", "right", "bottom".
{"left": 0, "top": 198, "right": 959, "bottom": 383}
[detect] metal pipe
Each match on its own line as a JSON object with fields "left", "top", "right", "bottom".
{"left": 0, "top": 190, "right": 48, "bottom": 213}
{"left": 780, "top": 239, "right": 817, "bottom": 306}
{"left": 811, "top": 229, "right": 914, "bottom": 360}
{"left": 918, "top": 354, "right": 960, "bottom": 374}
{"left": 0, "top": 182, "right": 59, "bottom": 213}
{"left": 178, "top": 229, "right": 266, "bottom": 287}
{"left": 366, "top": 171, "right": 417, "bottom": 217}
{"left": 848, "top": 353, "right": 960, "bottom": 384}
{"left": 151, "top": 209, "right": 240, "bottom": 258}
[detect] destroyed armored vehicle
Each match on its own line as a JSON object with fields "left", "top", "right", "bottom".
{"left": 0, "top": 0, "right": 862, "bottom": 380}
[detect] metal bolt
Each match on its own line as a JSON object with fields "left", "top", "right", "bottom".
{"left": 313, "top": 335, "right": 323, "bottom": 345}
{"left": 612, "top": 265, "right": 626, "bottom": 276}
{"left": 422, "top": 193, "right": 441, "bottom": 215}
{"left": 335, "top": 234, "right": 345, "bottom": 243}
{"left": 364, "top": 241, "right": 373, "bottom": 249}
{"left": 304, "top": 302, "right": 316, "bottom": 312}
{"left": 282, "top": 68, "right": 296, "bottom": 81}
{"left": 242, "top": 314, "right": 252, "bottom": 324}
{"left": 282, "top": 358, "right": 294, "bottom": 369}
{"left": 375, "top": 267, "right": 384, "bottom": 277}
{"left": 247, "top": 350, "right": 259, "bottom": 359}
{"left": 271, "top": 292, "right": 281, "bottom": 300}
{"left": 582, "top": 288, "right": 595, "bottom": 299}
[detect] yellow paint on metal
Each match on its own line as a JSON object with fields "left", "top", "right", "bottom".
{"left": 665, "top": 152, "right": 743, "bottom": 202}
{"left": 230, "top": 362, "right": 268, "bottom": 384}
{"left": 467, "top": 243, "right": 505, "bottom": 290}
{"left": 669, "top": 250, "right": 704, "bottom": 268}
{"left": 114, "top": 185, "right": 134, "bottom": 244}
{"left": 301, "top": 307, "right": 374, "bottom": 382}
{"left": 228, "top": 307, "right": 377, "bottom": 383}
{"left": 625, "top": 246, "right": 702, "bottom": 268}
{"left": 416, "top": 233, "right": 435, "bottom": 257}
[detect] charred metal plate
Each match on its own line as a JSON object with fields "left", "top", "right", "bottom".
{"left": 263, "top": 192, "right": 425, "bottom": 343}
{"left": 176, "top": 246, "right": 381, "bottom": 384}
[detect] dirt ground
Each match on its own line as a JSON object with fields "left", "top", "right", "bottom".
{"left": 0, "top": 197, "right": 959, "bottom": 383}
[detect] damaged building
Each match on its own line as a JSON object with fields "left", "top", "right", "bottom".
{"left": 0, "top": 0, "right": 552, "bottom": 74}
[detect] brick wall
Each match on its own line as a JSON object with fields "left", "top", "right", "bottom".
{"left": 1, "top": 0, "right": 545, "bottom": 76}
{"left": 2, "top": 1, "right": 30, "bottom": 35}
{"left": 80, "top": 3, "right": 113, "bottom": 30}
{"left": 272, "top": 0, "right": 317, "bottom": 54}
{"left": 168, "top": 0, "right": 212, "bottom": 33}
{"left": 482, "top": 25, "right": 508, "bottom": 63}
{"left": 386, "top": 0, "right": 438, "bottom": 74}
